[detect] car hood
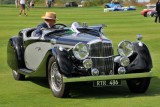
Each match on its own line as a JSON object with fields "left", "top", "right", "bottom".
{"left": 53, "top": 33, "right": 111, "bottom": 46}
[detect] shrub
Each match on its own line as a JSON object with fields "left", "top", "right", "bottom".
{"left": 0, "top": 0, "right": 14, "bottom": 4}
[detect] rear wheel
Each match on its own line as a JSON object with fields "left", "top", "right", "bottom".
{"left": 126, "top": 77, "right": 151, "bottom": 93}
{"left": 144, "top": 12, "right": 147, "bottom": 17}
{"left": 48, "top": 56, "right": 69, "bottom": 98}
{"left": 12, "top": 70, "right": 25, "bottom": 80}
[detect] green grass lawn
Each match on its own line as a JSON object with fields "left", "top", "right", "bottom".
{"left": 0, "top": 5, "right": 160, "bottom": 107}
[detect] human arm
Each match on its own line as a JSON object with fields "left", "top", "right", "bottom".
{"left": 18, "top": 0, "right": 20, "bottom": 5}
{"left": 34, "top": 22, "right": 48, "bottom": 37}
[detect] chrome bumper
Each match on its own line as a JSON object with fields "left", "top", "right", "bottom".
{"left": 63, "top": 71, "right": 153, "bottom": 83}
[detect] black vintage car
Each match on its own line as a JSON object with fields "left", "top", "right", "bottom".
{"left": 7, "top": 22, "right": 153, "bottom": 98}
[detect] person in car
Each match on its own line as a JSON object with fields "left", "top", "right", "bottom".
{"left": 34, "top": 12, "right": 57, "bottom": 36}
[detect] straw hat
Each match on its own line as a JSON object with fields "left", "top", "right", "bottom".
{"left": 41, "top": 12, "right": 57, "bottom": 20}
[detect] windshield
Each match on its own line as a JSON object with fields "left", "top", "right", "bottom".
{"left": 146, "top": 5, "right": 156, "bottom": 9}
{"left": 46, "top": 28, "right": 101, "bottom": 38}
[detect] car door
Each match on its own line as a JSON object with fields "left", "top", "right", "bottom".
{"left": 24, "top": 42, "right": 51, "bottom": 71}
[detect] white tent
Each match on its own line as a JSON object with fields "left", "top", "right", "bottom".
{"left": 136, "top": 0, "right": 150, "bottom": 2}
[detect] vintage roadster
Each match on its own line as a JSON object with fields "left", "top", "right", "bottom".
{"left": 7, "top": 22, "right": 153, "bottom": 98}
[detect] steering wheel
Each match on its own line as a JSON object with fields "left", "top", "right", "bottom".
{"left": 54, "top": 23, "right": 67, "bottom": 29}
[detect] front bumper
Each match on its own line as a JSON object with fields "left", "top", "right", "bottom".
{"left": 63, "top": 71, "right": 153, "bottom": 83}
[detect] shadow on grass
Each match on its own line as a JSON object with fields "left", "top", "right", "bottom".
{"left": 26, "top": 77, "right": 49, "bottom": 88}
{"left": 25, "top": 76, "right": 160, "bottom": 99}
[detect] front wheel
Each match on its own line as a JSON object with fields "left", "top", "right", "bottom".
{"left": 48, "top": 56, "right": 69, "bottom": 98}
{"left": 12, "top": 70, "right": 25, "bottom": 80}
{"left": 126, "top": 77, "right": 151, "bottom": 93}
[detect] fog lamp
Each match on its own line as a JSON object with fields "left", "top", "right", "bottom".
{"left": 83, "top": 59, "right": 92, "bottom": 69}
{"left": 120, "top": 57, "right": 130, "bottom": 67}
{"left": 118, "top": 67, "right": 126, "bottom": 74}
{"left": 91, "top": 68, "right": 99, "bottom": 76}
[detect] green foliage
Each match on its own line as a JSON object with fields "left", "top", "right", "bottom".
{"left": 1, "top": 0, "right": 152, "bottom": 6}
{"left": 0, "top": 5, "right": 160, "bottom": 107}
{"left": 0, "top": 0, "right": 14, "bottom": 4}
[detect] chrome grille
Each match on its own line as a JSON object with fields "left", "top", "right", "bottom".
{"left": 89, "top": 41, "right": 114, "bottom": 75}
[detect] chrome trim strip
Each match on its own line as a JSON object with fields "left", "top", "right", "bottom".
{"left": 63, "top": 71, "right": 153, "bottom": 83}
{"left": 87, "top": 39, "right": 112, "bottom": 45}
{"left": 52, "top": 44, "right": 74, "bottom": 49}
{"left": 88, "top": 56, "right": 113, "bottom": 59}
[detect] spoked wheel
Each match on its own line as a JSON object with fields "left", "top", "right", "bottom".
{"left": 126, "top": 77, "right": 151, "bottom": 93}
{"left": 48, "top": 56, "right": 69, "bottom": 98}
{"left": 12, "top": 70, "right": 25, "bottom": 80}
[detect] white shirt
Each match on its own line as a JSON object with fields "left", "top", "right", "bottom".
{"left": 20, "top": 0, "right": 26, "bottom": 4}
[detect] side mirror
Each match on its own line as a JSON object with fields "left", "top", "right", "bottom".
{"left": 50, "top": 39, "right": 56, "bottom": 44}
{"left": 82, "top": 22, "right": 88, "bottom": 27}
{"left": 101, "top": 24, "right": 107, "bottom": 27}
{"left": 137, "top": 34, "right": 143, "bottom": 41}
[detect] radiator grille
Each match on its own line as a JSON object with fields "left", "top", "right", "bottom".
{"left": 89, "top": 42, "right": 114, "bottom": 75}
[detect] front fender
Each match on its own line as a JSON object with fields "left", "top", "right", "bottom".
{"left": 7, "top": 36, "right": 25, "bottom": 70}
{"left": 51, "top": 47, "right": 73, "bottom": 76}
{"left": 127, "top": 42, "right": 153, "bottom": 73}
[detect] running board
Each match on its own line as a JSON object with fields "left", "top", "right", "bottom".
{"left": 18, "top": 68, "right": 34, "bottom": 75}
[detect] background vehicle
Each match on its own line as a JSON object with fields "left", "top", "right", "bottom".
{"left": 7, "top": 22, "right": 152, "bottom": 98}
{"left": 104, "top": 2, "right": 136, "bottom": 12}
{"left": 65, "top": 2, "right": 78, "bottom": 7}
{"left": 141, "top": 4, "right": 156, "bottom": 17}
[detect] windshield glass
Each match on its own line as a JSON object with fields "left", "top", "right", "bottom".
{"left": 146, "top": 5, "right": 156, "bottom": 9}
{"left": 46, "top": 28, "right": 101, "bottom": 38}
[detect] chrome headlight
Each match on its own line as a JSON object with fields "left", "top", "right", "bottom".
{"left": 73, "top": 42, "right": 89, "bottom": 60}
{"left": 118, "top": 41, "right": 134, "bottom": 57}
